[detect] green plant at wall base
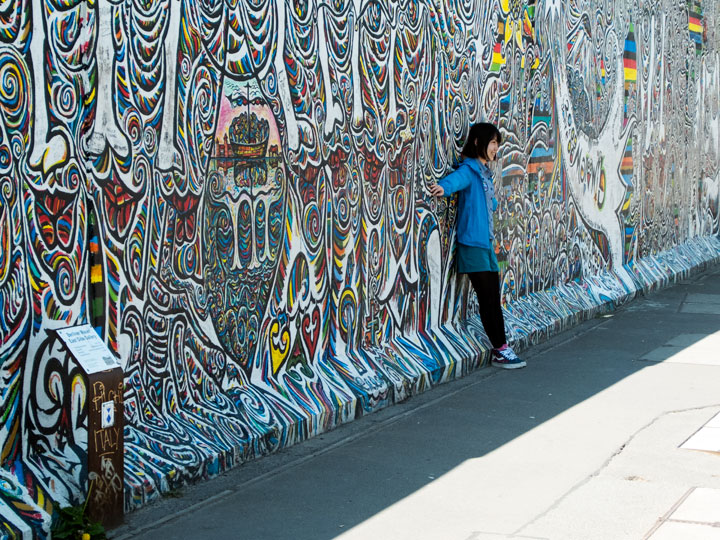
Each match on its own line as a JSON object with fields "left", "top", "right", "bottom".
{"left": 164, "top": 487, "right": 184, "bottom": 498}
{"left": 51, "top": 482, "right": 107, "bottom": 540}
{"left": 51, "top": 505, "right": 106, "bottom": 539}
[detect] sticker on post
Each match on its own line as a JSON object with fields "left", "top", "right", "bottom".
{"left": 101, "top": 401, "right": 114, "bottom": 429}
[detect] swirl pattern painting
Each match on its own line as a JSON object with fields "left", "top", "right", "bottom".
{"left": 0, "top": 0, "right": 719, "bottom": 534}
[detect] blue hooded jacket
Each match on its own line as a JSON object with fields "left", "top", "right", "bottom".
{"left": 437, "top": 159, "right": 498, "bottom": 249}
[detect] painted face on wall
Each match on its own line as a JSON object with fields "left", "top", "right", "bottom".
{"left": 202, "top": 161, "right": 285, "bottom": 369}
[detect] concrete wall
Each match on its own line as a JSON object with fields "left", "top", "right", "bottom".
{"left": 1, "top": 0, "right": 719, "bottom": 534}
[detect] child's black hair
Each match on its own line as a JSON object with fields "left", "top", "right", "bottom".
{"left": 461, "top": 122, "right": 502, "bottom": 161}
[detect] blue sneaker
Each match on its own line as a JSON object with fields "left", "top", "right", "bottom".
{"left": 491, "top": 345, "right": 526, "bottom": 369}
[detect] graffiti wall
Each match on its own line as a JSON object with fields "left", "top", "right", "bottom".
{"left": 1, "top": 0, "right": 719, "bottom": 533}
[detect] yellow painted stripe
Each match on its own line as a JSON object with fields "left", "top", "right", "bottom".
{"left": 492, "top": 52, "right": 505, "bottom": 66}
{"left": 689, "top": 23, "right": 703, "bottom": 33}
{"left": 624, "top": 68, "right": 637, "bottom": 81}
{"left": 91, "top": 265, "right": 103, "bottom": 283}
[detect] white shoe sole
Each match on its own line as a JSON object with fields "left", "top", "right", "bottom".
{"left": 491, "top": 360, "right": 527, "bottom": 369}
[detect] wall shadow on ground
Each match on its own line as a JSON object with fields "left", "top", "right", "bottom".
{"left": 115, "top": 265, "right": 720, "bottom": 540}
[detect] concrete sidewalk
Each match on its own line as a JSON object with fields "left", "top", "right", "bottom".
{"left": 111, "top": 264, "right": 720, "bottom": 540}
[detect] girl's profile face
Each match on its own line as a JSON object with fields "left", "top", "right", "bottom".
{"left": 486, "top": 137, "right": 499, "bottom": 161}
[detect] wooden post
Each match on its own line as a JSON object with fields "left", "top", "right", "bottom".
{"left": 56, "top": 325, "right": 124, "bottom": 527}
{"left": 86, "top": 366, "right": 124, "bottom": 526}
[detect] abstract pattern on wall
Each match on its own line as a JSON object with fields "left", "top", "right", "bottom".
{"left": 1, "top": 0, "right": 719, "bottom": 532}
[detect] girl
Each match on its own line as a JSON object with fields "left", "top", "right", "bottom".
{"left": 428, "top": 122, "right": 525, "bottom": 369}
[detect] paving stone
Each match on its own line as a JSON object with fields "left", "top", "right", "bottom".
{"left": 705, "top": 413, "right": 720, "bottom": 429}
{"left": 680, "top": 303, "right": 720, "bottom": 315}
{"left": 670, "top": 488, "right": 720, "bottom": 523}
{"left": 648, "top": 521, "right": 720, "bottom": 539}
{"left": 640, "top": 332, "right": 720, "bottom": 365}
{"left": 681, "top": 427, "right": 720, "bottom": 452}
{"left": 665, "top": 334, "right": 712, "bottom": 347}
{"left": 640, "top": 346, "right": 684, "bottom": 362}
{"left": 684, "top": 294, "right": 720, "bottom": 305}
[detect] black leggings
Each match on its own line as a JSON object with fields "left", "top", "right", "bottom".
{"left": 467, "top": 271, "right": 507, "bottom": 349}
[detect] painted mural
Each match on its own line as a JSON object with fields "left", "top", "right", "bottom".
{"left": 1, "top": 0, "right": 719, "bottom": 534}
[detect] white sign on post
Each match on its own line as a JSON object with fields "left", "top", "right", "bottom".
{"left": 101, "top": 401, "right": 115, "bottom": 428}
{"left": 56, "top": 324, "right": 121, "bottom": 374}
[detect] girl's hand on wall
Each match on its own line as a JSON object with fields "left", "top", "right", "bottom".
{"left": 428, "top": 183, "right": 445, "bottom": 197}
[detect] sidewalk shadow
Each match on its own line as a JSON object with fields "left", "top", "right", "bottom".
{"left": 118, "top": 269, "right": 720, "bottom": 540}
